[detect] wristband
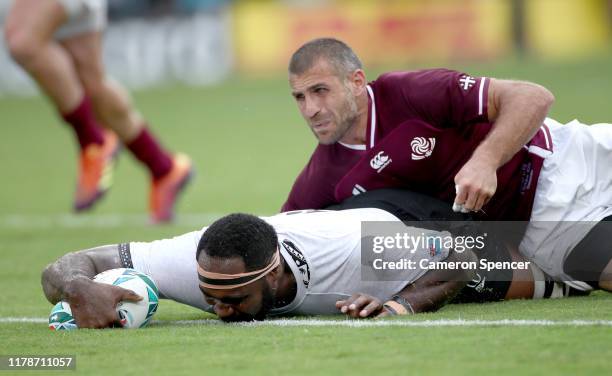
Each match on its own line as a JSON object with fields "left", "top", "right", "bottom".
{"left": 383, "top": 295, "right": 415, "bottom": 315}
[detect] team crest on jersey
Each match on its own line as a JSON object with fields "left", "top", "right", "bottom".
{"left": 458, "top": 75, "right": 476, "bottom": 91}
{"left": 370, "top": 151, "right": 392, "bottom": 172}
{"left": 281, "top": 240, "right": 310, "bottom": 288}
{"left": 411, "top": 137, "right": 436, "bottom": 160}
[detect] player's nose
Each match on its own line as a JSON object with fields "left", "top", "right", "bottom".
{"left": 303, "top": 96, "right": 321, "bottom": 119}
{"left": 214, "top": 303, "right": 235, "bottom": 318}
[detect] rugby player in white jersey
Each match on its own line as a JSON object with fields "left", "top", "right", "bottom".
{"left": 41, "top": 190, "right": 597, "bottom": 328}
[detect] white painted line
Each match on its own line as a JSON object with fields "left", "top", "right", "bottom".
{"left": 166, "top": 318, "right": 612, "bottom": 327}
{"left": 0, "top": 318, "right": 48, "bottom": 324}
{"left": 3, "top": 317, "right": 612, "bottom": 327}
{"left": 0, "top": 213, "right": 229, "bottom": 229}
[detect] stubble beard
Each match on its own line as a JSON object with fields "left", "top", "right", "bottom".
{"left": 316, "top": 89, "right": 359, "bottom": 145}
{"left": 219, "top": 282, "right": 276, "bottom": 323}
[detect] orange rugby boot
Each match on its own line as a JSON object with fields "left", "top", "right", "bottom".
{"left": 74, "top": 130, "right": 120, "bottom": 212}
{"left": 149, "top": 153, "right": 193, "bottom": 223}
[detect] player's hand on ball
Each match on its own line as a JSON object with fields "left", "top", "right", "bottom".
{"left": 336, "top": 293, "right": 384, "bottom": 318}
{"left": 64, "top": 277, "right": 142, "bottom": 328}
{"left": 453, "top": 157, "right": 498, "bottom": 213}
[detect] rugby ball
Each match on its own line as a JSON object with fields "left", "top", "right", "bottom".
{"left": 93, "top": 268, "right": 159, "bottom": 328}
{"left": 48, "top": 301, "right": 77, "bottom": 330}
{"left": 48, "top": 268, "right": 159, "bottom": 330}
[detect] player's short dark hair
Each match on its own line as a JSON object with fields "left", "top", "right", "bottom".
{"left": 289, "top": 37, "right": 362, "bottom": 78}
{"left": 196, "top": 213, "right": 278, "bottom": 271}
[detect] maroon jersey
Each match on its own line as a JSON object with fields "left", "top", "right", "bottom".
{"left": 282, "top": 69, "right": 552, "bottom": 220}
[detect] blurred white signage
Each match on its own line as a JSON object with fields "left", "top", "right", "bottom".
{"left": 0, "top": 10, "right": 233, "bottom": 96}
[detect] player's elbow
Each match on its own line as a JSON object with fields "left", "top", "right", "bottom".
{"left": 528, "top": 83, "right": 555, "bottom": 114}
{"left": 41, "top": 262, "right": 61, "bottom": 304}
{"left": 40, "top": 251, "right": 80, "bottom": 304}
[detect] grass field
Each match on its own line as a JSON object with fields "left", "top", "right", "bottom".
{"left": 1, "top": 55, "right": 612, "bottom": 375}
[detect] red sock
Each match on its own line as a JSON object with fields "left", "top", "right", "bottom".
{"left": 127, "top": 127, "right": 173, "bottom": 179}
{"left": 62, "top": 96, "right": 105, "bottom": 149}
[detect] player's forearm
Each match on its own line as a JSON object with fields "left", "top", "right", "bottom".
{"left": 400, "top": 279, "right": 467, "bottom": 313}
{"left": 477, "top": 80, "right": 554, "bottom": 167}
{"left": 41, "top": 245, "right": 122, "bottom": 304}
{"left": 397, "top": 249, "right": 478, "bottom": 313}
{"left": 41, "top": 251, "right": 99, "bottom": 304}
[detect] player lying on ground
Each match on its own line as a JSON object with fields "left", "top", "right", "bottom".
{"left": 283, "top": 38, "right": 612, "bottom": 292}
{"left": 42, "top": 193, "right": 592, "bottom": 327}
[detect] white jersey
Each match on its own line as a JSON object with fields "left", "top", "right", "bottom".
{"left": 130, "top": 208, "right": 450, "bottom": 316}
{"left": 520, "top": 117, "right": 612, "bottom": 289}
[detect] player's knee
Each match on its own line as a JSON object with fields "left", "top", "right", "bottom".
{"left": 4, "top": 28, "right": 40, "bottom": 65}
{"left": 599, "top": 280, "right": 612, "bottom": 292}
{"left": 598, "top": 261, "right": 612, "bottom": 292}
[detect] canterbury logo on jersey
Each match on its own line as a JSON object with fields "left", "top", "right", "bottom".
{"left": 370, "top": 151, "right": 392, "bottom": 172}
{"left": 281, "top": 240, "right": 310, "bottom": 288}
{"left": 411, "top": 137, "right": 436, "bottom": 160}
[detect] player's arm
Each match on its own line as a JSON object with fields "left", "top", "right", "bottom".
{"left": 454, "top": 79, "right": 554, "bottom": 212}
{"left": 336, "top": 248, "right": 478, "bottom": 318}
{"left": 41, "top": 245, "right": 141, "bottom": 328}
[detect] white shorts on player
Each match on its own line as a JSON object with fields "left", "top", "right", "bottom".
{"left": 520, "top": 117, "right": 612, "bottom": 290}
{"left": 55, "top": 0, "right": 106, "bottom": 40}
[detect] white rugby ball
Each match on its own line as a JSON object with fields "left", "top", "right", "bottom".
{"left": 93, "top": 268, "right": 159, "bottom": 328}
{"left": 48, "top": 301, "right": 77, "bottom": 331}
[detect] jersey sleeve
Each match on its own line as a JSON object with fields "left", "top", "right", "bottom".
{"left": 376, "top": 69, "right": 490, "bottom": 128}
{"left": 281, "top": 145, "right": 349, "bottom": 212}
{"left": 129, "top": 229, "right": 211, "bottom": 311}
{"left": 281, "top": 167, "right": 319, "bottom": 212}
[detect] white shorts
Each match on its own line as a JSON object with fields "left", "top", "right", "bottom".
{"left": 54, "top": 0, "right": 107, "bottom": 40}
{"left": 519, "top": 118, "right": 612, "bottom": 290}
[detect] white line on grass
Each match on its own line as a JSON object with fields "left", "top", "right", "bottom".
{"left": 0, "top": 213, "right": 225, "bottom": 229}
{"left": 166, "top": 319, "right": 612, "bottom": 327}
{"left": 0, "top": 318, "right": 48, "bottom": 323}
{"left": 3, "top": 317, "right": 612, "bottom": 327}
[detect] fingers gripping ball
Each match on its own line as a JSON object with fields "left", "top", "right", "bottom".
{"left": 93, "top": 268, "right": 159, "bottom": 328}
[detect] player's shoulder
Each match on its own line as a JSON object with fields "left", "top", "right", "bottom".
{"left": 265, "top": 207, "right": 400, "bottom": 227}
{"left": 301, "top": 143, "right": 358, "bottom": 175}
{"left": 371, "top": 68, "right": 463, "bottom": 90}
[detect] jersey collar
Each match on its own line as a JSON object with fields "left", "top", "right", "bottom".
{"left": 366, "top": 84, "right": 377, "bottom": 149}
{"left": 268, "top": 240, "right": 308, "bottom": 316}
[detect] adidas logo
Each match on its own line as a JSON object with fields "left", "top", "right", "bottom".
{"left": 352, "top": 184, "right": 366, "bottom": 196}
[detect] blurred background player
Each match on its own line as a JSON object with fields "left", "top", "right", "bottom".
{"left": 3, "top": 0, "right": 193, "bottom": 223}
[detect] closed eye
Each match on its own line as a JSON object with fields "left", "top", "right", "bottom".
{"left": 202, "top": 291, "right": 247, "bottom": 306}
{"left": 220, "top": 296, "right": 247, "bottom": 305}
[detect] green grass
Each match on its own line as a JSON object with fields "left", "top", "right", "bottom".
{"left": 1, "top": 55, "right": 612, "bottom": 375}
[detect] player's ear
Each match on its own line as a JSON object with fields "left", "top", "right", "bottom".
{"left": 348, "top": 69, "right": 366, "bottom": 95}
{"left": 266, "top": 264, "right": 282, "bottom": 285}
